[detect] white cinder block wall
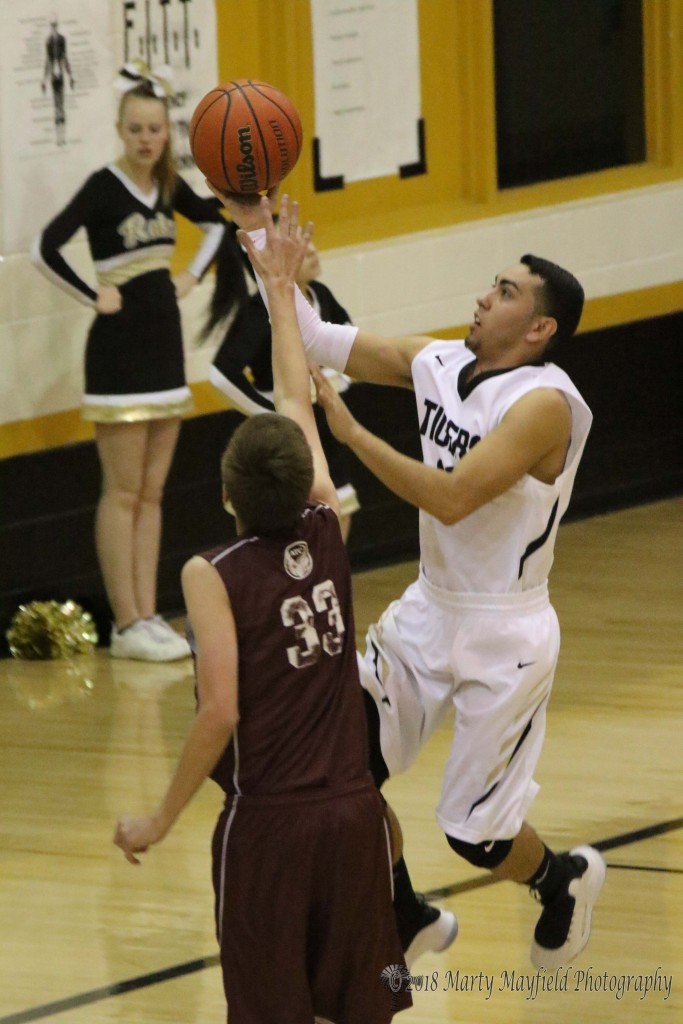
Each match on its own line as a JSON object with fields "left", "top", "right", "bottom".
{"left": 320, "top": 181, "right": 683, "bottom": 338}
{"left": 1, "top": 180, "right": 682, "bottom": 428}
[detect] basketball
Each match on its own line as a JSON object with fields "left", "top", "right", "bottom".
{"left": 189, "top": 79, "right": 303, "bottom": 194}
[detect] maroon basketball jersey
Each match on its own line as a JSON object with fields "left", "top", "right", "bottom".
{"left": 197, "top": 503, "right": 369, "bottom": 796}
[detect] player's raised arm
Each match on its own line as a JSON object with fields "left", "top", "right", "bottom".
{"left": 209, "top": 185, "right": 430, "bottom": 388}
{"left": 239, "top": 196, "right": 338, "bottom": 513}
{"left": 312, "top": 368, "right": 573, "bottom": 526}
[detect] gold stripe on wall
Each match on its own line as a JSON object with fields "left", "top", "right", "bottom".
{"left": 0, "top": 382, "right": 230, "bottom": 461}
{"left": 427, "top": 280, "right": 683, "bottom": 340}
{"left": 2, "top": 281, "right": 680, "bottom": 460}
{"left": 576, "top": 279, "right": 683, "bottom": 333}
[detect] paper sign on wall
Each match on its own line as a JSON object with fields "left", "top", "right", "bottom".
{"left": 310, "top": 0, "right": 424, "bottom": 190}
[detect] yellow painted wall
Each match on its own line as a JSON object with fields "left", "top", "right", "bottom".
{"left": 175, "top": 0, "right": 683, "bottom": 265}
{"left": 203, "top": 0, "right": 683, "bottom": 250}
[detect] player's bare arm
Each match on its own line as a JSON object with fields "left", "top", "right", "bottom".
{"left": 114, "top": 557, "right": 238, "bottom": 865}
{"left": 313, "top": 373, "right": 572, "bottom": 525}
{"left": 343, "top": 327, "right": 431, "bottom": 389}
{"left": 208, "top": 183, "right": 430, "bottom": 389}
{"left": 240, "top": 197, "right": 339, "bottom": 513}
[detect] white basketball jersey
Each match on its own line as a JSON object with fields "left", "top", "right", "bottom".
{"left": 411, "top": 340, "right": 592, "bottom": 594}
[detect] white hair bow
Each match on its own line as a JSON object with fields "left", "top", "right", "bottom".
{"left": 114, "top": 60, "right": 174, "bottom": 99}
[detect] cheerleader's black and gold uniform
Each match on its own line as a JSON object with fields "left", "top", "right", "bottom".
{"left": 32, "top": 164, "right": 225, "bottom": 422}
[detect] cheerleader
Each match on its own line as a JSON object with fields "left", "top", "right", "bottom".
{"left": 32, "top": 63, "right": 226, "bottom": 661}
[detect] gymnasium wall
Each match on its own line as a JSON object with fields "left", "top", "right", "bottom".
{"left": 1, "top": 0, "right": 682, "bottom": 649}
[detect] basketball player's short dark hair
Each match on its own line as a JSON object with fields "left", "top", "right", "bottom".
{"left": 221, "top": 414, "right": 314, "bottom": 535}
{"left": 520, "top": 254, "right": 585, "bottom": 351}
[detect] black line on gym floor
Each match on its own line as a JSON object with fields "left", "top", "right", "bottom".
{"left": 3, "top": 816, "right": 681, "bottom": 1024}
{"left": 599, "top": 863, "right": 683, "bottom": 875}
{"left": 0, "top": 956, "right": 220, "bottom": 1024}
{"left": 592, "top": 816, "right": 683, "bottom": 852}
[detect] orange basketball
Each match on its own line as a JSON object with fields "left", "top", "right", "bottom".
{"left": 189, "top": 79, "right": 303, "bottom": 194}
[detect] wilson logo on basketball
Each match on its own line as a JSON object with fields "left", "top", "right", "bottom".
{"left": 235, "top": 126, "right": 259, "bottom": 192}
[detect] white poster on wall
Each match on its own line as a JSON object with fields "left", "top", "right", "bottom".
{"left": 118, "top": 0, "right": 219, "bottom": 193}
{"left": 0, "top": 0, "right": 219, "bottom": 254}
{"left": 0, "top": 0, "right": 117, "bottom": 253}
{"left": 310, "top": 0, "right": 423, "bottom": 188}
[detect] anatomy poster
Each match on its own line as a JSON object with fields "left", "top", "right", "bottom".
{"left": 0, "top": 0, "right": 218, "bottom": 253}
{"left": 0, "top": 0, "right": 116, "bottom": 252}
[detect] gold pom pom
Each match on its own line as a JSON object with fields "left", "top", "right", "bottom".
{"left": 6, "top": 600, "right": 99, "bottom": 660}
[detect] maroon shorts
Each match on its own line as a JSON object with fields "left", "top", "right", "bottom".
{"left": 212, "top": 779, "right": 412, "bottom": 1023}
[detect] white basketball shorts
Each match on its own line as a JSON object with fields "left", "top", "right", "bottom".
{"left": 358, "top": 570, "right": 560, "bottom": 843}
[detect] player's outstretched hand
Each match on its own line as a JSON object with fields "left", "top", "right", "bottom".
{"left": 206, "top": 180, "right": 280, "bottom": 229}
{"left": 238, "top": 194, "right": 313, "bottom": 290}
{"left": 310, "top": 364, "right": 359, "bottom": 446}
{"left": 113, "top": 814, "right": 165, "bottom": 866}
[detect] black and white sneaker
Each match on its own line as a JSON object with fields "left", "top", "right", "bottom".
{"left": 530, "top": 845, "right": 606, "bottom": 969}
{"left": 404, "top": 896, "right": 458, "bottom": 968}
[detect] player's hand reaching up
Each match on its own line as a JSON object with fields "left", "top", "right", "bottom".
{"left": 206, "top": 180, "right": 280, "bottom": 229}
{"left": 310, "top": 364, "right": 359, "bottom": 447}
{"left": 239, "top": 194, "right": 313, "bottom": 292}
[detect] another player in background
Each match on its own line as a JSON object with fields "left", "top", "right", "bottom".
{"left": 231, "top": 192, "right": 606, "bottom": 972}
{"left": 114, "top": 199, "right": 411, "bottom": 1024}
{"left": 32, "top": 65, "right": 225, "bottom": 662}
{"left": 202, "top": 222, "right": 360, "bottom": 542}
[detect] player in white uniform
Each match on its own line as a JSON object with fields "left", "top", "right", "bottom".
{"left": 218, "top": 193, "right": 606, "bottom": 972}
{"left": 367, "top": 343, "right": 592, "bottom": 812}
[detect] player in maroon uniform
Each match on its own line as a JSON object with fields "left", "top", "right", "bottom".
{"left": 114, "top": 199, "right": 411, "bottom": 1024}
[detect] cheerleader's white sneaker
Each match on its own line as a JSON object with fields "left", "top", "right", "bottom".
{"left": 110, "top": 619, "right": 189, "bottom": 662}
{"left": 144, "top": 615, "right": 192, "bottom": 660}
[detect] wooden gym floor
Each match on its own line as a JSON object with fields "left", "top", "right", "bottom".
{"left": 0, "top": 497, "right": 681, "bottom": 1024}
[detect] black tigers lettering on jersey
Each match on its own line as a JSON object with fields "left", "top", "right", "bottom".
{"left": 419, "top": 397, "right": 480, "bottom": 463}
